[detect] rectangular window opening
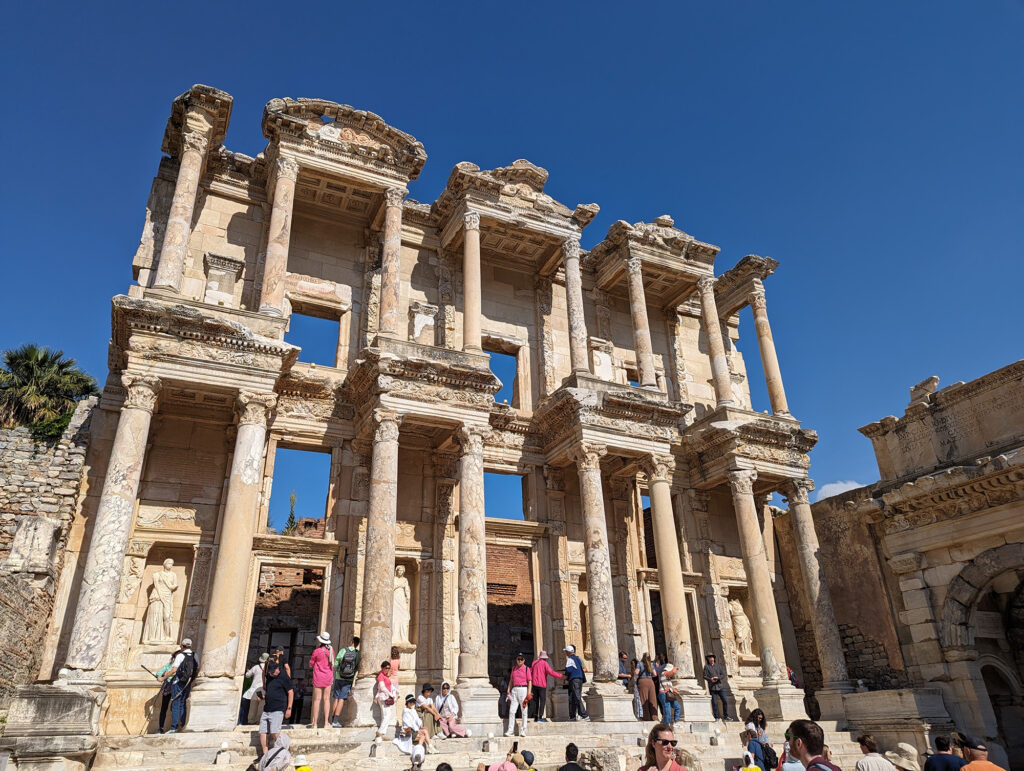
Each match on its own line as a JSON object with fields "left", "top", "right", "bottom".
{"left": 641, "top": 494, "right": 656, "bottom": 569}
{"left": 484, "top": 471, "right": 526, "bottom": 520}
{"left": 285, "top": 311, "right": 341, "bottom": 367}
{"left": 485, "top": 347, "right": 519, "bottom": 407}
{"left": 626, "top": 366, "right": 640, "bottom": 388}
{"left": 267, "top": 447, "right": 331, "bottom": 537}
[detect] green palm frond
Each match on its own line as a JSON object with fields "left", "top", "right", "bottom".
{"left": 0, "top": 344, "right": 99, "bottom": 429}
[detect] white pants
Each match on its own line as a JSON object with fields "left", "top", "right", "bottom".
{"left": 376, "top": 702, "right": 395, "bottom": 734}
{"left": 505, "top": 686, "right": 529, "bottom": 735}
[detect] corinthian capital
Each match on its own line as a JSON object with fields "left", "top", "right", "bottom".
{"left": 464, "top": 211, "right": 481, "bottom": 231}
{"left": 456, "top": 425, "right": 486, "bottom": 456}
{"left": 384, "top": 186, "right": 408, "bottom": 207}
{"left": 625, "top": 253, "right": 643, "bottom": 278}
{"left": 570, "top": 442, "right": 607, "bottom": 471}
{"left": 642, "top": 454, "right": 676, "bottom": 483}
{"left": 237, "top": 391, "right": 278, "bottom": 427}
{"left": 275, "top": 156, "right": 300, "bottom": 183}
{"left": 181, "top": 131, "right": 210, "bottom": 156}
{"left": 372, "top": 409, "right": 402, "bottom": 444}
{"left": 563, "top": 236, "right": 580, "bottom": 262}
{"left": 783, "top": 478, "right": 814, "bottom": 506}
{"left": 749, "top": 285, "right": 767, "bottom": 313}
{"left": 726, "top": 469, "right": 757, "bottom": 497}
{"left": 121, "top": 373, "right": 161, "bottom": 413}
{"left": 696, "top": 276, "right": 716, "bottom": 296}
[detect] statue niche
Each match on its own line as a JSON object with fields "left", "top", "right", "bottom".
{"left": 142, "top": 558, "right": 179, "bottom": 644}
{"left": 392, "top": 563, "right": 416, "bottom": 652}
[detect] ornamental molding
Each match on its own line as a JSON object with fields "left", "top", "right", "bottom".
{"left": 121, "top": 373, "right": 162, "bottom": 412}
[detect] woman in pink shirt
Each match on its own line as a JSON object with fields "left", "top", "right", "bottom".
{"left": 504, "top": 652, "right": 532, "bottom": 737}
{"left": 530, "top": 650, "right": 562, "bottom": 723}
{"left": 308, "top": 632, "right": 335, "bottom": 729}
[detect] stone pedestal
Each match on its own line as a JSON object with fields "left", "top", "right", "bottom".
{"left": 678, "top": 692, "right": 715, "bottom": 721}
{"left": 184, "top": 676, "right": 240, "bottom": 732}
{"left": 454, "top": 677, "right": 502, "bottom": 729}
{"left": 347, "top": 676, "right": 379, "bottom": 728}
{"left": 754, "top": 683, "right": 807, "bottom": 721}
{"left": 584, "top": 682, "right": 637, "bottom": 722}
{"left": 815, "top": 687, "right": 850, "bottom": 723}
{"left": 0, "top": 682, "right": 101, "bottom": 770}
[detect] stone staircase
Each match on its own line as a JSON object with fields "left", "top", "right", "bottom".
{"left": 89, "top": 719, "right": 864, "bottom": 771}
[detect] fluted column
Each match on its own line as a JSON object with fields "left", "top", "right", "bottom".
{"left": 456, "top": 426, "right": 489, "bottom": 682}
{"left": 356, "top": 410, "right": 402, "bottom": 677}
{"left": 65, "top": 374, "right": 161, "bottom": 671}
{"left": 783, "top": 478, "right": 850, "bottom": 689}
{"left": 201, "top": 391, "right": 277, "bottom": 677}
{"left": 726, "top": 469, "right": 788, "bottom": 684}
{"left": 570, "top": 443, "right": 619, "bottom": 682}
{"left": 153, "top": 131, "right": 209, "bottom": 293}
{"left": 624, "top": 255, "right": 657, "bottom": 388}
{"left": 258, "top": 156, "right": 299, "bottom": 316}
{"left": 377, "top": 186, "right": 407, "bottom": 337}
{"left": 750, "top": 284, "right": 790, "bottom": 415}
{"left": 462, "top": 211, "right": 482, "bottom": 352}
{"left": 697, "top": 277, "right": 734, "bottom": 408}
{"left": 643, "top": 455, "right": 697, "bottom": 683}
{"left": 563, "top": 236, "right": 590, "bottom": 373}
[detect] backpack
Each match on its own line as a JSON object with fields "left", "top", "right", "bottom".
{"left": 175, "top": 651, "right": 196, "bottom": 685}
{"left": 762, "top": 745, "right": 779, "bottom": 769}
{"left": 337, "top": 647, "right": 359, "bottom": 679}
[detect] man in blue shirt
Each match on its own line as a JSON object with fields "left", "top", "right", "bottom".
{"left": 563, "top": 645, "right": 590, "bottom": 722}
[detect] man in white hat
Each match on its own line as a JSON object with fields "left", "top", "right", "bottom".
{"left": 563, "top": 645, "right": 590, "bottom": 722}
{"left": 657, "top": 663, "right": 682, "bottom": 724}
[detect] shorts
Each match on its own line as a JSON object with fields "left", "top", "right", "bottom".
{"left": 333, "top": 679, "right": 353, "bottom": 700}
{"left": 259, "top": 710, "right": 284, "bottom": 734}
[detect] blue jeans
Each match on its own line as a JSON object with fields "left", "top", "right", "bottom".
{"left": 710, "top": 689, "right": 729, "bottom": 719}
{"left": 657, "top": 691, "right": 682, "bottom": 722}
{"left": 567, "top": 679, "right": 589, "bottom": 719}
{"left": 170, "top": 681, "right": 189, "bottom": 729}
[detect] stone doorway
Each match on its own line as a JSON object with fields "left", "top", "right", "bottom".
{"left": 244, "top": 565, "right": 325, "bottom": 724}
{"left": 486, "top": 544, "right": 535, "bottom": 685}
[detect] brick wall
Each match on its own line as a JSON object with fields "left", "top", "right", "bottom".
{"left": 0, "top": 398, "right": 94, "bottom": 710}
{"left": 793, "top": 621, "right": 911, "bottom": 691}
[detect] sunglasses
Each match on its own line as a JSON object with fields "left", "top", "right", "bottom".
{"left": 656, "top": 739, "right": 678, "bottom": 747}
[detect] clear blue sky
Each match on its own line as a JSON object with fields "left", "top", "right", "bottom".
{"left": 2, "top": 2, "right": 1021, "bottom": 512}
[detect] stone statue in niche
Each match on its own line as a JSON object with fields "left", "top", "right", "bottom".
{"left": 392, "top": 564, "right": 413, "bottom": 648}
{"left": 729, "top": 598, "right": 753, "bottom": 656}
{"left": 142, "top": 558, "right": 179, "bottom": 644}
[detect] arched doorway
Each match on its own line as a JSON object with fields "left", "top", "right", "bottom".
{"left": 980, "top": 663, "right": 1024, "bottom": 771}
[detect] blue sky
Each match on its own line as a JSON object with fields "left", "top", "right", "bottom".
{"left": 2, "top": 2, "right": 1021, "bottom": 516}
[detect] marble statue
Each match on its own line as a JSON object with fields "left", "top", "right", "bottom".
{"left": 392, "top": 564, "right": 412, "bottom": 647}
{"left": 729, "top": 598, "right": 753, "bottom": 656}
{"left": 142, "top": 558, "right": 178, "bottom": 643}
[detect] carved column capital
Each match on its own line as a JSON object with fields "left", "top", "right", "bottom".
{"left": 749, "top": 284, "right": 767, "bottom": 313}
{"left": 275, "top": 156, "right": 300, "bottom": 182}
{"left": 570, "top": 442, "right": 607, "bottom": 471}
{"left": 464, "top": 210, "right": 481, "bottom": 231}
{"left": 181, "top": 130, "right": 210, "bottom": 156}
{"left": 783, "top": 478, "right": 814, "bottom": 506}
{"left": 697, "top": 275, "right": 716, "bottom": 296}
{"left": 625, "top": 253, "right": 643, "bottom": 278}
{"left": 726, "top": 469, "right": 757, "bottom": 497}
{"left": 642, "top": 454, "right": 676, "bottom": 483}
{"left": 384, "top": 186, "right": 408, "bottom": 207}
{"left": 372, "top": 409, "right": 402, "bottom": 443}
{"left": 563, "top": 236, "right": 580, "bottom": 261}
{"left": 456, "top": 425, "right": 486, "bottom": 456}
{"left": 121, "top": 374, "right": 161, "bottom": 413}
{"left": 237, "top": 391, "right": 277, "bottom": 426}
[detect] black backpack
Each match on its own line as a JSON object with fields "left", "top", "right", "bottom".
{"left": 175, "top": 651, "right": 196, "bottom": 685}
{"left": 762, "top": 745, "right": 779, "bottom": 770}
{"left": 338, "top": 647, "right": 359, "bottom": 679}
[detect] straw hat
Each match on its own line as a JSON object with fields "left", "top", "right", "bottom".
{"left": 885, "top": 742, "right": 921, "bottom": 771}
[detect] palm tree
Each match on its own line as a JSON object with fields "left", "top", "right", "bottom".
{"left": 0, "top": 344, "right": 99, "bottom": 428}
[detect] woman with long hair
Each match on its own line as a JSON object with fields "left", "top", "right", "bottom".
{"left": 639, "top": 722, "right": 687, "bottom": 771}
{"left": 635, "top": 653, "right": 659, "bottom": 721}
{"left": 745, "top": 708, "right": 769, "bottom": 744}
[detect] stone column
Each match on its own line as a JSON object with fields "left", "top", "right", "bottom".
{"left": 624, "top": 255, "right": 657, "bottom": 388}
{"left": 258, "top": 156, "right": 299, "bottom": 316}
{"left": 697, "top": 277, "right": 734, "bottom": 408}
{"left": 65, "top": 374, "right": 160, "bottom": 672}
{"left": 350, "top": 410, "right": 401, "bottom": 726}
{"left": 750, "top": 284, "right": 790, "bottom": 415}
{"left": 453, "top": 425, "right": 498, "bottom": 717}
{"left": 153, "top": 131, "right": 209, "bottom": 293}
{"left": 377, "top": 186, "right": 407, "bottom": 338}
{"left": 783, "top": 479, "right": 851, "bottom": 716}
{"left": 462, "top": 211, "right": 482, "bottom": 352}
{"left": 187, "top": 391, "right": 276, "bottom": 731}
{"left": 563, "top": 236, "right": 590, "bottom": 374}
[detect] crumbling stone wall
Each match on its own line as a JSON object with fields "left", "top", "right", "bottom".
{"left": 0, "top": 398, "right": 94, "bottom": 709}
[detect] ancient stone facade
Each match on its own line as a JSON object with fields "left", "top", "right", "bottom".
{"left": 0, "top": 84, "right": 899, "bottom": 766}
{"left": 804, "top": 360, "right": 1024, "bottom": 765}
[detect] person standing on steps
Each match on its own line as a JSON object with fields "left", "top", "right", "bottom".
{"left": 158, "top": 637, "right": 196, "bottom": 734}
{"left": 702, "top": 652, "right": 731, "bottom": 721}
{"left": 374, "top": 659, "right": 399, "bottom": 739}
{"left": 259, "top": 661, "right": 294, "bottom": 758}
{"left": 635, "top": 653, "right": 659, "bottom": 722}
{"left": 505, "top": 652, "right": 533, "bottom": 736}
{"left": 563, "top": 644, "right": 591, "bottom": 722}
{"left": 330, "top": 636, "right": 360, "bottom": 728}
{"left": 239, "top": 651, "right": 269, "bottom": 726}
{"left": 530, "top": 650, "right": 562, "bottom": 723}
{"left": 308, "top": 631, "right": 334, "bottom": 729}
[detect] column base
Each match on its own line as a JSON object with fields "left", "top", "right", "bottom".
{"left": 184, "top": 676, "right": 241, "bottom": 732}
{"left": 754, "top": 682, "right": 807, "bottom": 721}
{"left": 454, "top": 677, "right": 500, "bottom": 727}
{"left": 816, "top": 686, "right": 851, "bottom": 723}
{"left": 584, "top": 681, "right": 637, "bottom": 722}
{"left": 347, "top": 676, "right": 380, "bottom": 728}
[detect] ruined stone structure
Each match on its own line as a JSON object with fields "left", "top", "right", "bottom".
{"left": 2, "top": 83, "right": 1006, "bottom": 769}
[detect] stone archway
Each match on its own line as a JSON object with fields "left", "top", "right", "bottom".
{"left": 940, "top": 542, "right": 1024, "bottom": 650}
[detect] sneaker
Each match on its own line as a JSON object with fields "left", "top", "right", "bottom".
{"left": 581, "top": 716, "right": 591, "bottom": 722}
{"left": 331, "top": 719, "right": 342, "bottom": 728}
{"left": 465, "top": 729, "right": 473, "bottom": 737}
{"left": 504, "top": 730, "right": 514, "bottom": 737}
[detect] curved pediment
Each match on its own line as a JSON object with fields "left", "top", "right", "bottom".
{"left": 262, "top": 97, "right": 427, "bottom": 179}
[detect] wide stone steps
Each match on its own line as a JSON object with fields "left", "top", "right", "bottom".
{"left": 91, "top": 721, "right": 865, "bottom": 771}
